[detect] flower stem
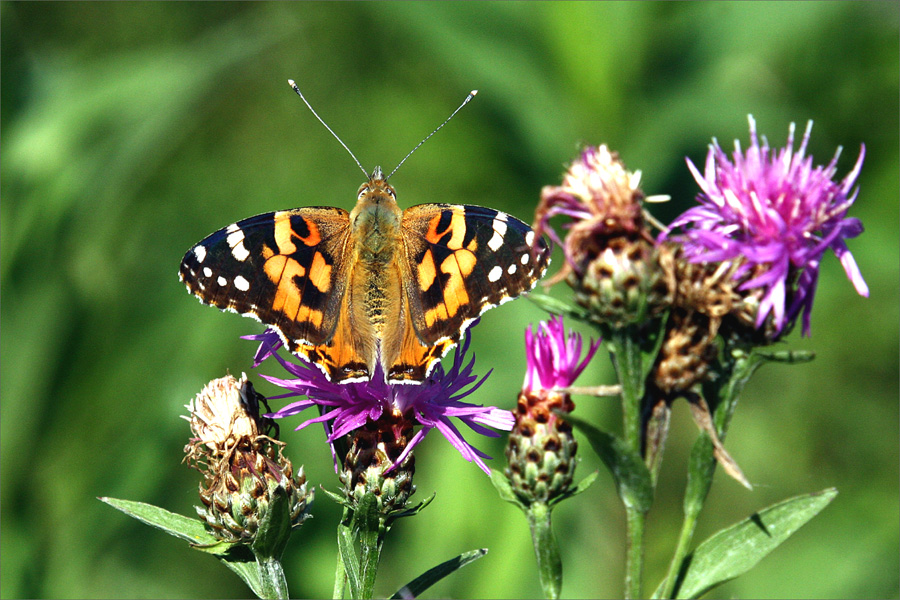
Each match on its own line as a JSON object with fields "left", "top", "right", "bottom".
{"left": 625, "top": 506, "right": 645, "bottom": 599}
{"left": 256, "top": 557, "right": 289, "bottom": 600}
{"left": 332, "top": 537, "right": 347, "bottom": 599}
{"left": 358, "top": 522, "right": 384, "bottom": 599}
{"left": 659, "top": 344, "right": 761, "bottom": 598}
{"left": 608, "top": 327, "right": 649, "bottom": 599}
{"left": 526, "top": 502, "right": 563, "bottom": 599}
{"left": 609, "top": 329, "right": 645, "bottom": 450}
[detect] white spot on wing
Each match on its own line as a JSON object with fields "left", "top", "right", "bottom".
{"left": 234, "top": 275, "right": 250, "bottom": 291}
{"left": 226, "top": 227, "right": 250, "bottom": 262}
{"left": 203, "top": 267, "right": 213, "bottom": 278}
{"left": 521, "top": 253, "right": 530, "bottom": 265}
{"left": 488, "top": 213, "right": 508, "bottom": 252}
{"left": 488, "top": 265, "right": 503, "bottom": 282}
{"left": 193, "top": 245, "right": 207, "bottom": 263}
{"left": 525, "top": 230, "right": 535, "bottom": 246}
{"left": 232, "top": 243, "right": 250, "bottom": 262}
{"left": 508, "top": 264, "right": 517, "bottom": 275}
{"left": 217, "top": 276, "right": 227, "bottom": 287}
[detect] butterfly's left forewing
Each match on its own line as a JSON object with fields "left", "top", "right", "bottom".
{"left": 179, "top": 207, "right": 352, "bottom": 355}
{"left": 392, "top": 204, "right": 550, "bottom": 381}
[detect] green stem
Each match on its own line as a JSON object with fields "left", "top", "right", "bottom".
{"left": 658, "top": 435, "right": 712, "bottom": 599}
{"left": 526, "top": 502, "right": 562, "bottom": 600}
{"left": 625, "top": 506, "right": 645, "bottom": 599}
{"left": 609, "top": 329, "right": 645, "bottom": 451}
{"left": 659, "top": 344, "right": 762, "bottom": 598}
{"left": 333, "top": 537, "right": 347, "bottom": 599}
{"left": 358, "top": 522, "right": 385, "bottom": 599}
{"left": 256, "top": 557, "right": 289, "bottom": 600}
{"left": 608, "top": 327, "right": 649, "bottom": 599}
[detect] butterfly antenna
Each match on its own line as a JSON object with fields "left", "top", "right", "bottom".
{"left": 288, "top": 79, "right": 368, "bottom": 178}
{"left": 386, "top": 90, "right": 478, "bottom": 181}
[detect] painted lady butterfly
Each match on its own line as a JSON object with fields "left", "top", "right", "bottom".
{"left": 179, "top": 86, "right": 550, "bottom": 384}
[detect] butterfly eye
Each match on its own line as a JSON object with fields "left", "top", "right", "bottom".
{"left": 386, "top": 188, "right": 396, "bottom": 200}
{"left": 358, "top": 187, "right": 369, "bottom": 199}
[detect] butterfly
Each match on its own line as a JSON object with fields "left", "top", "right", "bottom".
{"left": 179, "top": 84, "right": 550, "bottom": 384}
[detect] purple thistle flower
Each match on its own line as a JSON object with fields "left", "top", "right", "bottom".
{"left": 248, "top": 328, "right": 514, "bottom": 475}
{"left": 664, "top": 115, "right": 868, "bottom": 336}
{"left": 524, "top": 315, "right": 601, "bottom": 393}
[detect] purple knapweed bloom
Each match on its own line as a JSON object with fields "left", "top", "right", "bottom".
{"left": 523, "top": 315, "right": 601, "bottom": 393}
{"left": 246, "top": 329, "right": 514, "bottom": 475}
{"left": 664, "top": 115, "right": 868, "bottom": 336}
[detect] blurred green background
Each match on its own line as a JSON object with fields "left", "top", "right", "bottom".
{"left": 2, "top": 2, "right": 897, "bottom": 598}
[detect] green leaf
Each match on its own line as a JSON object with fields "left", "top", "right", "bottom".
{"left": 561, "top": 413, "right": 653, "bottom": 513}
{"left": 672, "top": 488, "right": 838, "bottom": 599}
{"left": 99, "top": 496, "right": 222, "bottom": 549}
{"left": 527, "top": 293, "right": 590, "bottom": 321}
{"left": 217, "top": 545, "right": 265, "bottom": 598}
{"left": 337, "top": 518, "right": 361, "bottom": 599}
{"left": 250, "top": 486, "right": 291, "bottom": 561}
{"left": 101, "top": 497, "right": 274, "bottom": 597}
{"left": 489, "top": 468, "right": 527, "bottom": 510}
{"left": 755, "top": 349, "right": 816, "bottom": 364}
{"left": 570, "top": 469, "right": 600, "bottom": 497}
{"left": 389, "top": 548, "right": 488, "bottom": 599}
{"left": 549, "top": 469, "right": 599, "bottom": 508}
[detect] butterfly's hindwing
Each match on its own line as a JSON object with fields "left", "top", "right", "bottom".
{"left": 400, "top": 204, "right": 551, "bottom": 347}
{"left": 179, "top": 207, "right": 352, "bottom": 352}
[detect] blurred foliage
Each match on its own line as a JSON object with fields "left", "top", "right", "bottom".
{"left": 1, "top": 2, "right": 897, "bottom": 598}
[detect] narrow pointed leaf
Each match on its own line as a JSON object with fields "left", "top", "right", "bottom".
{"left": 527, "top": 293, "right": 590, "bottom": 321}
{"left": 561, "top": 413, "right": 653, "bottom": 513}
{"left": 389, "top": 549, "right": 488, "bottom": 599}
{"left": 673, "top": 488, "right": 838, "bottom": 599}
{"left": 100, "top": 497, "right": 221, "bottom": 547}
{"left": 570, "top": 469, "right": 600, "bottom": 497}
{"left": 337, "top": 520, "right": 361, "bottom": 599}
{"left": 101, "top": 497, "right": 273, "bottom": 596}
{"left": 755, "top": 349, "right": 815, "bottom": 364}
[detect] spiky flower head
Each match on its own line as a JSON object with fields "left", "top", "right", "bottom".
{"left": 251, "top": 329, "right": 514, "bottom": 478}
{"left": 184, "top": 374, "right": 310, "bottom": 547}
{"left": 535, "top": 145, "right": 646, "bottom": 276}
{"left": 535, "top": 146, "right": 670, "bottom": 328}
{"left": 664, "top": 115, "right": 868, "bottom": 338}
{"left": 506, "top": 316, "right": 600, "bottom": 505}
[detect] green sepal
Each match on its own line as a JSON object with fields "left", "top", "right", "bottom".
{"left": 322, "top": 485, "right": 351, "bottom": 507}
{"left": 560, "top": 413, "right": 654, "bottom": 513}
{"left": 527, "top": 293, "right": 590, "bottom": 321}
{"left": 490, "top": 467, "right": 598, "bottom": 512}
{"left": 389, "top": 548, "right": 488, "bottom": 599}
{"left": 489, "top": 468, "right": 527, "bottom": 510}
{"left": 385, "top": 492, "right": 435, "bottom": 524}
{"left": 661, "top": 488, "right": 838, "bottom": 599}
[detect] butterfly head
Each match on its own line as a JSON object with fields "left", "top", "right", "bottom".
{"left": 354, "top": 166, "right": 399, "bottom": 211}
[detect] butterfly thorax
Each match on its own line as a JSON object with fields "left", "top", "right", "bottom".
{"left": 348, "top": 171, "right": 404, "bottom": 344}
